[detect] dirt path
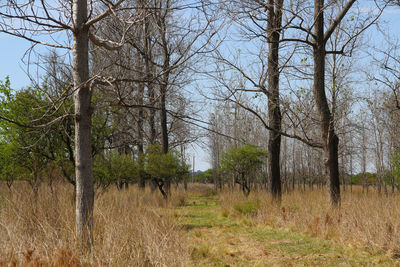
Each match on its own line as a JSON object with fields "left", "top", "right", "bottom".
{"left": 174, "top": 195, "right": 398, "bottom": 266}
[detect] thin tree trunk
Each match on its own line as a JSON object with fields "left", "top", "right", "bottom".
{"left": 341, "top": 154, "right": 346, "bottom": 192}
{"left": 292, "top": 142, "right": 296, "bottom": 191}
{"left": 350, "top": 151, "right": 353, "bottom": 193}
{"left": 267, "top": 0, "right": 283, "bottom": 202}
{"left": 160, "top": 86, "right": 170, "bottom": 193}
{"left": 160, "top": 89, "right": 169, "bottom": 154}
{"left": 136, "top": 2, "right": 145, "bottom": 190}
{"left": 148, "top": 91, "right": 156, "bottom": 144}
{"left": 137, "top": 77, "right": 145, "bottom": 190}
{"left": 159, "top": 6, "right": 171, "bottom": 195}
{"left": 73, "top": 0, "right": 94, "bottom": 246}
{"left": 144, "top": 13, "right": 156, "bottom": 145}
{"left": 283, "top": 138, "right": 288, "bottom": 193}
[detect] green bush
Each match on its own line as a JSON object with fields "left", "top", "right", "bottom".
{"left": 219, "top": 144, "right": 267, "bottom": 195}
{"left": 233, "top": 201, "right": 259, "bottom": 216}
{"left": 93, "top": 152, "right": 138, "bottom": 188}
{"left": 144, "top": 145, "right": 190, "bottom": 184}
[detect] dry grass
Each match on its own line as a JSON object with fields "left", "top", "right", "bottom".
{"left": 0, "top": 182, "right": 190, "bottom": 266}
{"left": 219, "top": 186, "right": 400, "bottom": 258}
{"left": 2, "top": 182, "right": 400, "bottom": 266}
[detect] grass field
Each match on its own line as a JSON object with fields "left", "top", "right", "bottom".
{"left": 176, "top": 188, "right": 399, "bottom": 266}
{"left": 0, "top": 182, "right": 400, "bottom": 266}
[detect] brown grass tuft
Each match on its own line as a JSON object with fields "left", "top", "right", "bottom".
{"left": 0, "top": 182, "right": 190, "bottom": 266}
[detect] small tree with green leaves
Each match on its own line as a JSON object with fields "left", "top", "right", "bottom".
{"left": 144, "top": 145, "right": 189, "bottom": 198}
{"left": 0, "top": 79, "right": 54, "bottom": 192}
{"left": 0, "top": 76, "right": 116, "bottom": 190}
{"left": 194, "top": 169, "right": 214, "bottom": 183}
{"left": 0, "top": 141, "right": 28, "bottom": 189}
{"left": 93, "top": 152, "right": 138, "bottom": 190}
{"left": 220, "top": 144, "right": 267, "bottom": 196}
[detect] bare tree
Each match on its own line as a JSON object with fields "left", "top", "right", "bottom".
{"left": 266, "top": 0, "right": 284, "bottom": 201}
{"left": 209, "top": 0, "right": 324, "bottom": 201}
{"left": 280, "top": 0, "right": 384, "bottom": 205}
{"left": 88, "top": 0, "right": 217, "bottom": 195}
{"left": 0, "top": 0, "right": 130, "bottom": 246}
{"left": 310, "top": 0, "right": 356, "bottom": 205}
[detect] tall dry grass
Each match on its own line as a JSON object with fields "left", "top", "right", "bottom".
{"left": 0, "top": 182, "right": 190, "bottom": 266}
{"left": 219, "top": 186, "right": 400, "bottom": 257}
{"left": 3, "top": 182, "right": 400, "bottom": 265}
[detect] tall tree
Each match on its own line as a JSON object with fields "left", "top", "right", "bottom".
{"left": 210, "top": 0, "right": 297, "bottom": 201}
{"left": 0, "top": 0, "right": 128, "bottom": 245}
{"left": 72, "top": 0, "right": 94, "bottom": 244}
{"left": 283, "top": 0, "right": 381, "bottom": 205}
{"left": 311, "top": 0, "right": 355, "bottom": 205}
{"left": 267, "top": 0, "right": 284, "bottom": 201}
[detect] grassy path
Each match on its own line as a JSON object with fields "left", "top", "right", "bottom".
{"left": 173, "top": 195, "right": 398, "bottom": 266}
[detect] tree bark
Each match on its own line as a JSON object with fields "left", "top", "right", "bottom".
{"left": 144, "top": 9, "right": 156, "bottom": 146}
{"left": 292, "top": 141, "right": 296, "bottom": 191}
{"left": 159, "top": 8, "right": 171, "bottom": 194}
{"left": 160, "top": 85, "right": 170, "bottom": 193}
{"left": 160, "top": 88, "right": 169, "bottom": 155}
{"left": 148, "top": 86, "right": 156, "bottom": 145}
{"left": 267, "top": 0, "right": 283, "bottom": 202}
{"left": 72, "top": 0, "right": 94, "bottom": 246}
{"left": 313, "top": 0, "right": 340, "bottom": 206}
{"left": 137, "top": 62, "right": 145, "bottom": 190}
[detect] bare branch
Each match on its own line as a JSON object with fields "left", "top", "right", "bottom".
{"left": 323, "top": 0, "right": 356, "bottom": 43}
{"left": 86, "top": 0, "right": 125, "bottom": 27}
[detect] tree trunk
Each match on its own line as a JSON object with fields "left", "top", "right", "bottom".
{"left": 73, "top": 0, "right": 94, "bottom": 246}
{"left": 160, "top": 89, "right": 169, "bottom": 154}
{"left": 267, "top": 0, "right": 283, "bottom": 202}
{"left": 283, "top": 137, "right": 288, "bottom": 193}
{"left": 241, "top": 172, "right": 250, "bottom": 196}
{"left": 313, "top": 0, "right": 340, "bottom": 206}
{"left": 148, "top": 91, "right": 156, "bottom": 144}
{"left": 144, "top": 13, "right": 156, "bottom": 145}
{"left": 158, "top": 6, "right": 171, "bottom": 195}
{"left": 160, "top": 87, "right": 170, "bottom": 193}
{"left": 137, "top": 79, "right": 145, "bottom": 190}
{"left": 292, "top": 142, "right": 296, "bottom": 191}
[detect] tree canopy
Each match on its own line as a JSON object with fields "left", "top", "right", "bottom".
{"left": 220, "top": 144, "right": 267, "bottom": 195}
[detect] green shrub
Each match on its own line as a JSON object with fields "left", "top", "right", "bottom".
{"left": 93, "top": 152, "right": 138, "bottom": 188}
{"left": 233, "top": 201, "right": 259, "bottom": 216}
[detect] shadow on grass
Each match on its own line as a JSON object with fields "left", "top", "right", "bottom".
{"left": 181, "top": 223, "right": 214, "bottom": 231}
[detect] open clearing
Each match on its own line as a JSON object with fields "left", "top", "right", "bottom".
{"left": 2, "top": 184, "right": 400, "bottom": 266}
{"left": 174, "top": 194, "right": 400, "bottom": 266}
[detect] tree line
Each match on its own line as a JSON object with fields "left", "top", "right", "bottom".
{"left": 0, "top": 0, "right": 400, "bottom": 247}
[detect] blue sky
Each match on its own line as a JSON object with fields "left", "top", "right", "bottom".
{"left": 0, "top": 34, "right": 33, "bottom": 88}
{"left": 0, "top": 3, "right": 399, "bottom": 171}
{"left": 2, "top": 3, "right": 398, "bottom": 88}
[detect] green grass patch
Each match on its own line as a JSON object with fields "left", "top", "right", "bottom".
{"left": 175, "top": 196, "right": 238, "bottom": 230}
{"left": 233, "top": 200, "right": 259, "bottom": 216}
{"left": 171, "top": 194, "right": 400, "bottom": 266}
